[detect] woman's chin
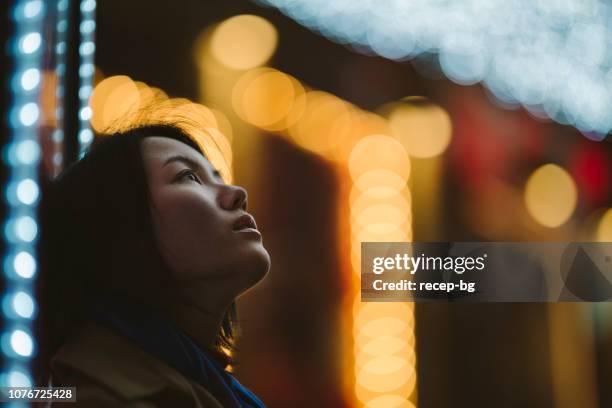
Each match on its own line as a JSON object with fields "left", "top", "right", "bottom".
{"left": 234, "top": 244, "right": 271, "bottom": 289}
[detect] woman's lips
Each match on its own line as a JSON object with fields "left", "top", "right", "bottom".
{"left": 232, "top": 213, "right": 258, "bottom": 231}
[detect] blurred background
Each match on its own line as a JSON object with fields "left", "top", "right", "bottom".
{"left": 2, "top": 0, "right": 612, "bottom": 407}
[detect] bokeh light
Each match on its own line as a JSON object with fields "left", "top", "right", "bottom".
{"left": 524, "top": 164, "right": 577, "bottom": 228}
{"left": 288, "top": 91, "right": 354, "bottom": 157}
{"left": 232, "top": 68, "right": 305, "bottom": 131}
{"left": 349, "top": 134, "right": 411, "bottom": 183}
{"left": 388, "top": 99, "right": 452, "bottom": 158}
{"left": 89, "top": 75, "right": 140, "bottom": 132}
{"left": 210, "top": 15, "right": 278, "bottom": 70}
{"left": 596, "top": 209, "right": 612, "bottom": 242}
{"left": 260, "top": 0, "right": 612, "bottom": 138}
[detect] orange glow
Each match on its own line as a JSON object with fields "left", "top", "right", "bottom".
{"left": 350, "top": 188, "right": 412, "bottom": 223}
{"left": 90, "top": 75, "right": 140, "bottom": 132}
{"left": 209, "top": 108, "right": 234, "bottom": 143}
{"left": 353, "top": 169, "right": 408, "bottom": 199}
{"left": 232, "top": 68, "right": 305, "bottom": 131}
{"left": 287, "top": 91, "right": 355, "bottom": 157}
{"left": 524, "top": 164, "right": 577, "bottom": 228}
{"left": 40, "top": 70, "right": 57, "bottom": 127}
{"left": 365, "top": 395, "right": 416, "bottom": 408}
{"left": 349, "top": 134, "right": 411, "bottom": 183}
{"left": 210, "top": 15, "right": 277, "bottom": 70}
{"left": 596, "top": 209, "right": 612, "bottom": 241}
{"left": 388, "top": 100, "right": 452, "bottom": 158}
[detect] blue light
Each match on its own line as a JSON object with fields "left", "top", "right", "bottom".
{"left": 81, "top": 0, "right": 96, "bottom": 13}
{"left": 79, "top": 106, "right": 92, "bottom": 121}
{"left": 20, "top": 68, "right": 40, "bottom": 91}
{"left": 15, "top": 140, "right": 40, "bottom": 165}
{"left": 79, "top": 41, "right": 95, "bottom": 56}
{"left": 80, "top": 20, "right": 95, "bottom": 34}
{"left": 78, "top": 85, "right": 92, "bottom": 100}
{"left": 79, "top": 128, "right": 93, "bottom": 144}
{"left": 78, "top": 63, "right": 94, "bottom": 78}
{"left": 15, "top": 216, "right": 38, "bottom": 243}
{"left": 13, "top": 251, "right": 36, "bottom": 279}
{"left": 18, "top": 103, "right": 39, "bottom": 126}
{"left": 2, "top": 0, "right": 45, "bottom": 388}
{"left": 77, "top": 0, "right": 97, "bottom": 157}
{"left": 258, "top": 0, "right": 612, "bottom": 138}
{"left": 19, "top": 32, "right": 41, "bottom": 54}
{"left": 23, "top": 1, "right": 43, "bottom": 19}
{"left": 6, "top": 369, "right": 32, "bottom": 387}
{"left": 10, "top": 329, "right": 33, "bottom": 357}
{"left": 16, "top": 179, "right": 39, "bottom": 205}
{"left": 53, "top": 0, "right": 70, "bottom": 177}
{"left": 12, "top": 292, "right": 36, "bottom": 319}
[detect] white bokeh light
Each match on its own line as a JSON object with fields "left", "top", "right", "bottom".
{"left": 15, "top": 216, "right": 37, "bottom": 243}
{"left": 16, "top": 179, "right": 39, "bottom": 205}
{"left": 23, "top": 0, "right": 43, "bottom": 19}
{"left": 15, "top": 140, "right": 40, "bottom": 165}
{"left": 14, "top": 251, "right": 36, "bottom": 279}
{"left": 260, "top": 0, "right": 612, "bottom": 137}
{"left": 18, "top": 103, "right": 39, "bottom": 126}
{"left": 19, "top": 32, "right": 41, "bottom": 54}
{"left": 20, "top": 68, "right": 40, "bottom": 91}
{"left": 10, "top": 330, "right": 33, "bottom": 357}
{"left": 12, "top": 292, "right": 35, "bottom": 319}
{"left": 7, "top": 370, "right": 32, "bottom": 387}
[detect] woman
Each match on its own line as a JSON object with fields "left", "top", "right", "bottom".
{"left": 38, "top": 123, "right": 271, "bottom": 407}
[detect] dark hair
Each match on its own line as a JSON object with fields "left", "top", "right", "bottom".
{"left": 37, "top": 124, "right": 237, "bottom": 379}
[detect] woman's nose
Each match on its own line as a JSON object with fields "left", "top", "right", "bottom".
{"left": 219, "top": 184, "right": 248, "bottom": 211}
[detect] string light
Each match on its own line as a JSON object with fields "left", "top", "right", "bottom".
{"left": 257, "top": 0, "right": 612, "bottom": 139}
{"left": 1, "top": 0, "right": 46, "bottom": 389}
{"left": 52, "top": 0, "right": 69, "bottom": 175}
{"left": 78, "top": 0, "right": 97, "bottom": 157}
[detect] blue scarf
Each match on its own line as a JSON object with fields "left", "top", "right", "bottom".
{"left": 89, "top": 298, "right": 266, "bottom": 408}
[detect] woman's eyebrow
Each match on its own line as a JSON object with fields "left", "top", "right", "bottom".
{"left": 162, "top": 155, "right": 203, "bottom": 171}
{"left": 163, "top": 154, "right": 223, "bottom": 179}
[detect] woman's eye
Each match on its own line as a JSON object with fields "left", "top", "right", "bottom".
{"left": 179, "top": 170, "right": 201, "bottom": 184}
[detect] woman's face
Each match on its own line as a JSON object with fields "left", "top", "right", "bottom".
{"left": 141, "top": 136, "right": 270, "bottom": 298}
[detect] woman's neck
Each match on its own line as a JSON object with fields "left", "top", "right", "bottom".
{"left": 166, "top": 286, "right": 231, "bottom": 351}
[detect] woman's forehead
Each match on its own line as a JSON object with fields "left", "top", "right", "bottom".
{"left": 142, "top": 136, "right": 211, "bottom": 168}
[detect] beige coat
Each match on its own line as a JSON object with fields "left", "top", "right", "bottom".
{"left": 49, "top": 322, "right": 226, "bottom": 407}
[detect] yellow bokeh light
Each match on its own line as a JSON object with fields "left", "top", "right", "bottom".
{"left": 352, "top": 227, "right": 412, "bottom": 247}
{"left": 356, "top": 362, "right": 415, "bottom": 393}
{"left": 358, "top": 317, "right": 408, "bottom": 338}
{"left": 191, "top": 127, "right": 233, "bottom": 184}
{"left": 524, "top": 164, "right": 577, "bottom": 228}
{"left": 90, "top": 75, "right": 141, "bottom": 132}
{"left": 354, "top": 204, "right": 410, "bottom": 228}
{"left": 40, "top": 70, "right": 57, "bottom": 127}
{"left": 596, "top": 209, "right": 612, "bottom": 241}
{"left": 288, "top": 91, "right": 354, "bottom": 157}
{"left": 356, "top": 378, "right": 417, "bottom": 407}
{"left": 233, "top": 68, "right": 305, "bottom": 130}
{"left": 360, "top": 336, "right": 408, "bottom": 357}
{"left": 350, "top": 188, "right": 411, "bottom": 223}
{"left": 362, "top": 356, "right": 407, "bottom": 375}
{"left": 388, "top": 101, "right": 452, "bottom": 158}
{"left": 353, "top": 169, "right": 408, "bottom": 199}
{"left": 209, "top": 108, "right": 234, "bottom": 143}
{"left": 355, "top": 339, "right": 416, "bottom": 369}
{"left": 171, "top": 102, "right": 218, "bottom": 129}
{"left": 352, "top": 296, "right": 414, "bottom": 319}
{"left": 349, "top": 134, "right": 411, "bottom": 182}
{"left": 210, "top": 15, "right": 278, "bottom": 70}
{"left": 366, "top": 394, "right": 416, "bottom": 408}
{"left": 134, "top": 81, "right": 155, "bottom": 104}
